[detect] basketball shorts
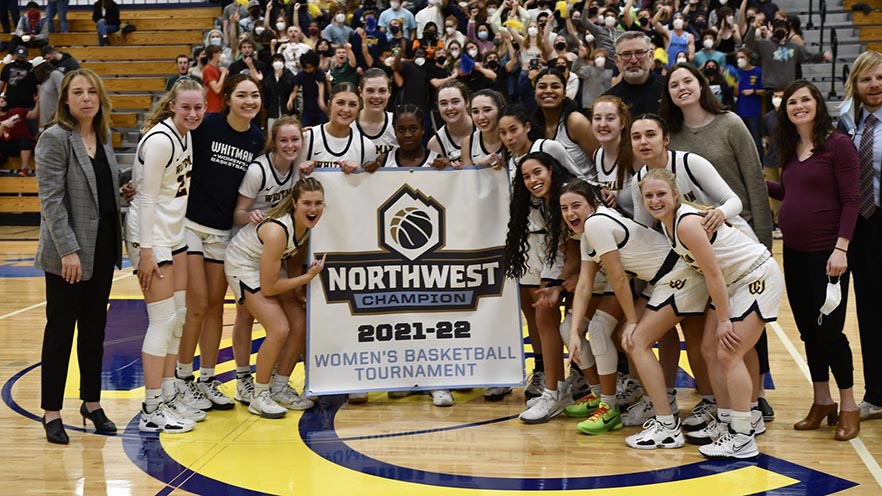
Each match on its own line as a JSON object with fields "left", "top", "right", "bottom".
{"left": 126, "top": 242, "right": 187, "bottom": 275}
{"left": 726, "top": 257, "right": 783, "bottom": 322}
{"left": 225, "top": 266, "right": 287, "bottom": 304}
{"left": 185, "top": 220, "right": 230, "bottom": 263}
{"left": 644, "top": 261, "right": 709, "bottom": 316}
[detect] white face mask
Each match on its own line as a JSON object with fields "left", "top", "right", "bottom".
{"left": 772, "top": 96, "right": 783, "bottom": 109}
{"left": 414, "top": 56, "right": 426, "bottom": 66}
{"left": 720, "top": 0, "right": 728, "bottom": 4}
{"left": 458, "top": 1, "right": 469, "bottom": 8}
{"left": 605, "top": 16, "right": 616, "bottom": 28}
{"left": 585, "top": 33, "right": 595, "bottom": 43}
{"left": 210, "top": 37, "right": 222, "bottom": 46}
{"left": 450, "top": 49, "right": 461, "bottom": 58}
{"left": 390, "top": 1, "right": 400, "bottom": 9}
{"left": 528, "top": 26, "right": 539, "bottom": 37}
{"left": 726, "top": 15, "right": 735, "bottom": 25}
{"left": 703, "top": 39, "right": 714, "bottom": 50}
{"left": 755, "top": 28, "right": 762, "bottom": 39}
{"left": 819, "top": 276, "right": 843, "bottom": 324}
{"left": 736, "top": 57, "right": 747, "bottom": 68}
{"left": 467, "top": 48, "right": 478, "bottom": 58}
{"left": 385, "top": 56, "right": 395, "bottom": 67}
{"left": 276, "top": 22, "right": 286, "bottom": 31}
{"left": 335, "top": 13, "right": 346, "bottom": 23}
{"left": 478, "top": 30, "right": 489, "bottom": 40}
{"left": 594, "top": 56, "right": 606, "bottom": 68}
{"left": 446, "top": 26, "right": 456, "bottom": 35}
{"left": 272, "top": 61, "right": 284, "bottom": 70}
{"left": 487, "top": 8, "right": 497, "bottom": 17}
{"left": 676, "top": 56, "right": 687, "bottom": 64}
{"left": 673, "top": 19, "right": 684, "bottom": 30}
{"left": 255, "top": 26, "right": 265, "bottom": 35}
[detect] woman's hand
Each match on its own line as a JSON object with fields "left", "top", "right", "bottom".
{"left": 306, "top": 254, "right": 327, "bottom": 278}
{"left": 299, "top": 160, "right": 316, "bottom": 175}
{"left": 700, "top": 208, "right": 725, "bottom": 234}
{"left": 137, "top": 248, "right": 163, "bottom": 292}
{"left": 562, "top": 274, "right": 578, "bottom": 293}
{"left": 717, "top": 318, "right": 740, "bottom": 352}
{"left": 827, "top": 249, "right": 848, "bottom": 277}
{"left": 60, "top": 252, "right": 82, "bottom": 284}
{"left": 531, "top": 286, "right": 562, "bottom": 308}
{"left": 248, "top": 209, "right": 266, "bottom": 225}
{"left": 477, "top": 152, "right": 505, "bottom": 169}
{"left": 431, "top": 156, "right": 453, "bottom": 170}
{"left": 362, "top": 159, "right": 382, "bottom": 173}
{"left": 601, "top": 188, "right": 617, "bottom": 208}
{"left": 121, "top": 180, "right": 136, "bottom": 203}
{"left": 568, "top": 330, "right": 583, "bottom": 366}
{"left": 620, "top": 321, "right": 638, "bottom": 353}
{"left": 339, "top": 160, "right": 359, "bottom": 174}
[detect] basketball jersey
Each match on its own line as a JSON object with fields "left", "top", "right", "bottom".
{"left": 238, "top": 152, "right": 297, "bottom": 213}
{"left": 553, "top": 119, "right": 594, "bottom": 179}
{"left": 468, "top": 129, "right": 502, "bottom": 165}
{"left": 592, "top": 147, "right": 634, "bottom": 217}
{"left": 354, "top": 111, "right": 398, "bottom": 157}
{"left": 303, "top": 124, "right": 377, "bottom": 169}
{"left": 433, "top": 124, "right": 471, "bottom": 162}
{"left": 383, "top": 148, "right": 439, "bottom": 168}
{"left": 127, "top": 118, "right": 193, "bottom": 247}
{"left": 508, "top": 139, "right": 583, "bottom": 181}
{"left": 631, "top": 150, "right": 756, "bottom": 240}
{"left": 225, "top": 213, "right": 309, "bottom": 274}
{"left": 580, "top": 205, "right": 676, "bottom": 283}
{"left": 664, "top": 203, "right": 768, "bottom": 286}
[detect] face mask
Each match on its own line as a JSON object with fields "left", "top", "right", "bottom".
{"left": 673, "top": 19, "right": 684, "bottom": 30}
{"left": 695, "top": 21, "right": 707, "bottom": 29}
{"left": 200, "top": 56, "right": 209, "bottom": 65}
{"left": 818, "top": 276, "right": 843, "bottom": 324}
{"left": 487, "top": 8, "right": 497, "bottom": 17}
{"left": 425, "top": 30, "right": 436, "bottom": 40}
{"left": 605, "top": 16, "right": 616, "bottom": 28}
{"left": 585, "top": 33, "right": 595, "bottom": 43}
{"left": 555, "top": 42, "right": 566, "bottom": 51}
{"left": 255, "top": 26, "right": 265, "bottom": 35}
{"left": 414, "top": 56, "right": 426, "bottom": 66}
{"left": 384, "top": 56, "right": 395, "bottom": 67}
{"left": 704, "top": 66, "right": 718, "bottom": 75}
{"left": 478, "top": 30, "right": 489, "bottom": 40}
{"left": 467, "top": 48, "right": 478, "bottom": 58}
{"left": 335, "top": 13, "right": 346, "bottom": 23}
{"left": 390, "top": 25, "right": 401, "bottom": 34}
{"left": 676, "top": 56, "right": 687, "bottom": 64}
{"left": 726, "top": 15, "right": 735, "bottom": 25}
{"left": 272, "top": 61, "right": 284, "bottom": 70}
{"left": 309, "top": 27, "right": 319, "bottom": 36}
{"left": 486, "top": 59, "right": 498, "bottom": 69}
{"left": 446, "top": 26, "right": 456, "bottom": 35}
{"left": 528, "top": 26, "right": 539, "bottom": 37}
{"left": 390, "top": 1, "right": 400, "bottom": 9}
{"left": 703, "top": 39, "right": 714, "bottom": 50}
{"left": 210, "top": 37, "right": 222, "bottom": 46}
{"left": 436, "top": 55, "right": 447, "bottom": 65}
{"left": 720, "top": 0, "right": 728, "bottom": 4}
{"left": 450, "top": 49, "right": 461, "bottom": 58}
{"left": 276, "top": 22, "right": 286, "bottom": 31}
{"left": 458, "top": 1, "right": 468, "bottom": 7}
{"left": 736, "top": 57, "right": 747, "bottom": 68}
{"left": 594, "top": 56, "right": 606, "bottom": 68}
{"left": 772, "top": 96, "right": 783, "bottom": 109}
{"left": 774, "top": 29, "right": 787, "bottom": 40}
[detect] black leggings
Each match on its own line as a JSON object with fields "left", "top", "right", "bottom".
{"left": 783, "top": 246, "right": 854, "bottom": 389}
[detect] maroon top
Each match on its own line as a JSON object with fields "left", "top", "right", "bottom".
{"left": 767, "top": 132, "right": 859, "bottom": 252}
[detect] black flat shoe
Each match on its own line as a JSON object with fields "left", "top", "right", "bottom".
{"left": 43, "top": 418, "right": 69, "bottom": 445}
{"left": 80, "top": 403, "right": 117, "bottom": 434}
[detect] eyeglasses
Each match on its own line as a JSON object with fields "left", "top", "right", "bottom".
{"left": 616, "top": 49, "right": 651, "bottom": 60}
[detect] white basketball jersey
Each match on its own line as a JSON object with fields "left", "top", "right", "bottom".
{"left": 239, "top": 152, "right": 297, "bottom": 213}
{"left": 383, "top": 148, "right": 440, "bottom": 168}
{"left": 508, "top": 139, "right": 584, "bottom": 181}
{"left": 225, "top": 213, "right": 309, "bottom": 274}
{"left": 553, "top": 120, "right": 594, "bottom": 179}
{"left": 126, "top": 118, "right": 193, "bottom": 247}
{"left": 354, "top": 111, "right": 398, "bottom": 157}
{"left": 468, "top": 129, "right": 502, "bottom": 165}
{"left": 433, "top": 124, "right": 469, "bottom": 162}
{"left": 593, "top": 147, "right": 634, "bottom": 217}
{"left": 304, "top": 124, "right": 376, "bottom": 169}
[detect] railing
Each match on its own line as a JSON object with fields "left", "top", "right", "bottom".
{"left": 808, "top": 0, "right": 815, "bottom": 29}
{"left": 830, "top": 28, "right": 839, "bottom": 98}
{"left": 819, "top": 0, "right": 828, "bottom": 51}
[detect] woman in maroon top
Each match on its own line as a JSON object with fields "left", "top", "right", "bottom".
{"left": 768, "top": 81, "right": 860, "bottom": 441}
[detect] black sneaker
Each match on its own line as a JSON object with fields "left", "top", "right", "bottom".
{"left": 757, "top": 397, "right": 774, "bottom": 421}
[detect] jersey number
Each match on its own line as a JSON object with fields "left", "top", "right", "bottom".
{"left": 175, "top": 171, "right": 191, "bottom": 198}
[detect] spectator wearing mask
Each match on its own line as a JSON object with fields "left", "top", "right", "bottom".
{"left": 654, "top": 7, "right": 695, "bottom": 66}
{"left": 229, "top": 38, "right": 265, "bottom": 81}
{"left": 412, "top": 21, "right": 443, "bottom": 61}
{"left": 379, "top": 0, "right": 416, "bottom": 41}
{"left": 10, "top": 1, "right": 49, "bottom": 54}
{"left": 221, "top": 0, "right": 248, "bottom": 46}
{"left": 322, "top": 7, "right": 353, "bottom": 47}
{"left": 41, "top": 45, "right": 79, "bottom": 74}
{"left": 622, "top": 1, "right": 664, "bottom": 51}
{"left": 263, "top": 53, "right": 296, "bottom": 129}
{"left": 735, "top": 47, "right": 764, "bottom": 155}
{"left": 701, "top": 60, "right": 733, "bottom": 107}
{"left": 574, "top": 47, "right": 612, "bottom": 109}
{"left": 693, "top": 29, "right": 725, "bottom": 69}
{"left": 712, "top": 6, "right": 741, "bottom": 55}
{"left": 468, "top": 16, "right": 494, "bottom": 56}
{"left": 190, "top": 46, "right": 207, "bottom": 80}
{"left": 416, "top": 0, "right": 445, "bottom": 40}
{"left": 582, "top": 5, "right": 623, "bottom": 69}
{"left": 166, "top": 55, "right": 201, "bottom": 91}
{"left": 441, "top": 15, "right": 466, "bottom": 50}
{"left": 353, "top": 8, "right": 389, "bottom": 69}
{"left": 289, "top": 51, "right": 329, "bottom": 127}
{"left": 92, "top": 0, "right": 120, "bottom": 47}
{"left": 204, "top": 29, "right": 233, "bottom": 68}
{"left": 239, "top": 0, "right": 264, "bottom": 37}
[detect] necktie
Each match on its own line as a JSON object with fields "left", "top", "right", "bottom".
{"left": 859, "top": 113, "right": 878, "bottom": 219}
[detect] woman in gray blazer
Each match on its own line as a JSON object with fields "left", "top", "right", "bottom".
{"left": 35, "top": 68, "right": 122, "bottom": 444}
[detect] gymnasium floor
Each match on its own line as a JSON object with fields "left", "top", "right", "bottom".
{"left": 1, "top": 225, "right": 880, "bottom": 495}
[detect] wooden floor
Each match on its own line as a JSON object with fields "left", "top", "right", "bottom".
{"left": 1, "top": 225, "right": 881, "bottom": 495}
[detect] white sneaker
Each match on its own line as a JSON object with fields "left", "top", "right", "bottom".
{"left": 139, "top": 402, "right": 195, "bottom": 434}
{"left": 272, "top": 384, "right": 315, "bottom": 411}
{"left": 625, "top": 418, "right": 684, "bottom": 450}
{"left": 175, "top": 376, "right": 213, "bottom": 411}
{"left": 859, "top": 401, "right": 882, "bottom": 420}
{"left": 248, "top": 389, "right": 287, "bottom": 419}
{"left": 166, "top": 394, "right": 207, "bottom": 422}
{"left": 348, "top": 393, "right": 369, "bottom": 404}
{"left": 616, "top": 378, "right": 644, "bottom": 407}
{"left": 527, "top": 381, "right": 573, "bottom": 408}
{"left": 686, "top": 418, "right": 728, "bottom": 445}
{"left": 622, "top": 395, "right": 655, "bottom": 426}
{"left": 431, "top": 389, "right": 454, "bottom": 406}
{"left": 519, "top": 388, "right": 565, "bottom": 424}
{"left": 235, "top": 374, "right": 255, "bottom": 405}
{"left": 197, "top": 376, "right": 235, "bottom": 410}
{"left": 483, "top": 386, "right": 513, "bottom": 402}
{"left": 683, "top": 399, "right": 717, "bottom": 431}
{"left": 751, "top": 409, "right": 766, "bottom": 435}
{"left": 525, "top": 370, "right": 545, "bottom": 401}
{"left": 698, "top": 428, "right": 759, "bottom": 459}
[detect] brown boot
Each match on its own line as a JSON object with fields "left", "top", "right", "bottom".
{"left": 794, "top": 402, "right": 838, "bottom": 430}
{"left": 835, "top": 409, "right": 860, "bottom": 441}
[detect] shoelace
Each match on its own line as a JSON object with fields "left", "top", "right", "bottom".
{"left": 691, "top": 402, "right": 714, "bottom": 418}
{"left": 711, "top": 430, "right": 735, "bottom": 447}
{"left": 640, "top": 418, "right": 662, "bottom": 432}
{"left": 588, "top": 403, "right": 611, "bottom": 421}
{"left": 572, "top": 392, "right": 598, "bottom": 405}
{"left": 204, "top": 378, "right": 225, "bottom": 396}
{"left": 187, "top": 380, "right": 209, "bottom": 401}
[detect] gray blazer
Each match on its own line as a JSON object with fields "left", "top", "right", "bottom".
{"left": 34, "top": 124, "right": 123, "bottom": 280}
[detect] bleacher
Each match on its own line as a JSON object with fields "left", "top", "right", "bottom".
{"left": 0, "top": 5, "right": 218, "bottom": 215}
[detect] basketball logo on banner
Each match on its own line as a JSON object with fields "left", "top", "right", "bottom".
{"left": 380, "top": 186, "right": 444, "bottom": 260}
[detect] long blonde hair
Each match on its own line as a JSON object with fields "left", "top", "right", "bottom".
{"left": 266, "top": 176, "right": 324, "bottom": 220}
{"left": 54, "top": 69, "right": 113, "bottom": 140}
{"left": 261, "top": 115, "right": 304, "bottom": 154}
{"left": 142, "top": 78, "right": 206, "bottom": 133}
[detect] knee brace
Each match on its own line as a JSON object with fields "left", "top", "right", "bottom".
{"left": 142, "top": 297, "right": 177, "bottom": 357}
{"left": 588, "top": 309, "right": 619, "bottom": 375}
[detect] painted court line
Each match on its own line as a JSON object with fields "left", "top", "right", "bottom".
{"left": 0, "top": 271, "right": 133, "bottom": 321}
{"left": 769, "top": 321, "right": 882, "bottom": 489}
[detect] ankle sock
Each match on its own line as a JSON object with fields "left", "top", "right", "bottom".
{"left": 199, "top": 367, "right": 214, "bottom": 381}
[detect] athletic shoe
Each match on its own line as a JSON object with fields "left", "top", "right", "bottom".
{"left": 166, "top": 394, "right": 207, "bottom": 422}
{"left": 235, "top": 375, "right": 255, "bottom": 405}
{"left": 525, "top": 370, "right": 545, "bottom": 401}
{"left": 272, "top": 384, "right": 314, "bottom": 411}
{"left": 698, "top": 428, "right": 759, "bottom": 459}
{"left": 348, "top": 393, "right": 368, "bottom": 404}
{"left": 175, "top": 375, "right": 213, "bottom": 411}
{"left": 757, "top": 396, "right": 775, "bottom": 421}
{"left": 622, "top": 395, "right": 654, "bottom": 426}
{"left": 565, "top": 367, "right": 591, "bottom": 401}
{"left": 527, "top": 381, "right": 574, "bottom": 408}
{"left": 616, "top": 378, "right": 643, "bottom": 407}
{"left": 686, "top": 418, "right": 728, "bottom": 445}
{"left": 519, "top": 388, "right": 566, "bottom": 424}
{"left": 859, "top": 401, "right": 882, "bottom": 420}
{"left": 483, "top": 387, "right": 513, "bottom": 402}
{"left": 682, "top": 399, "right": 717, "bottom": 431}
{"left": 387, "top": 391, "right": 414, "bottom": 398}
{"left": 625, "top": 418, "right": 684, "bottom": 450}
{"left": 564, "top": 390, "right": 601, "bottom": 418}
{"left": 577, "top": 401, "right": 623, "bottom": 435}
{"left": 751, "top": 409, "right": 766, "bottom": 435}
{"left": 431, "top": 389, "right": 454, "bottom": 407}
{"left": 139, "top": 402, "right": 195, "bottom": 434}
{"left": 197, "top": 376, "right": 235, "bottom": 410}
{"left": 248, "top": 389, "right": 287, "bottom": 419}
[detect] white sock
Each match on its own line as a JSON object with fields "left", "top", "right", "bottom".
{"left": 657, "top": 414, "right": 677, "bottom": 429}
{"left": 161, "top": 377, "right": 176, "bottom": 402}
{"left": 718, "top": 408, "right": 733, "bottom": 423}
{"left": 271, "top": 374, "right": 290, "bottom": 394}
{"left": 254, "top": 382, "right": 270, "bottom": 396}
{"left": 731, "top": 410, "right": 752, "bottom": 434}
{"left": 601, "top": 394, "right": 616, "bottom": 406}
{"left": 751, "top": 401, "right": 759, "bottom": 410}
{"left": 236, "top": 366, "right": 251, "bottom": 378}
{"left": 176, "top": 361, "right": 193, "bottom": 379}
{"left": 199, "top": 368, "right": 214, "bottom": 381}
{"left": 145, "top": 388, "right": 162, "bottom": 412}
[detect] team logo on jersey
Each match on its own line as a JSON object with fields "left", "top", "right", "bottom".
{"left": 669, "top": 278, "right": 686, "bottom": 290}
{"left": 318, "top": 185, "right": 504, "bottom": 314}
{"left": 683, "top": 191, "right": 697, "bottom": 202}
{"left": 749, "top": 280, "right": 766, "bottom": 295}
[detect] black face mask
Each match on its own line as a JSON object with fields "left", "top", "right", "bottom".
{"left": 554, "top": 42, "right": 566, "bottom": 51}
{"left": 773, "top": 29, "right": 787, "bottom": 40}
{"left": 695, "top": 21, "right": 707, "bottom": 29}
{"left": 588, "top": 7, "right": 598, "bottom": 17}
{"left": 200, "top": 56, "right": 209, "bottom": 66}
{"left": 436, "top": 55, "right": 447, "bottom": 65}
{"left": 390, "top": 25, "right": 401, "bottom": 34}
{"left": 486, "top": 60, "right": 498, "bottom": 70}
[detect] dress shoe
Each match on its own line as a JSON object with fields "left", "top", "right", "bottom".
{"left": 835, "top": 409, "right": 860, "bottom": 441}
{"left": 794, "top": 402, "right": 838, "bottom": 430}
{"left": 80, "top": 403, "right": 118, "bottom": 434}
{"left": 43, "top": 417, "right": 69, "bottom": 445}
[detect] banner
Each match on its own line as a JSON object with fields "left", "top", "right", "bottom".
{"left": 305, "top": 168, "right": 524, "bottom": 395}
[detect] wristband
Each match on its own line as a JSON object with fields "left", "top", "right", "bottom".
{"left": 834, "top": 246, "right": 847, "bottom": 253}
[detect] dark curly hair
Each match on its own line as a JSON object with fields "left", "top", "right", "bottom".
{"left": 503, "top": 151, "right": 574, "bottom": 279}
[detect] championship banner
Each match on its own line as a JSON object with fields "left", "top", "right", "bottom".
{"left": 305, "top": 167, "right": 524, "bottom": 395}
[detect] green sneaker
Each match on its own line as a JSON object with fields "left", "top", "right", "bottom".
{"left": 577, "top": 401, "right": 623, "bottom": 435}
{"left": 564, "top": 390, "right": 600, "bottom": 418}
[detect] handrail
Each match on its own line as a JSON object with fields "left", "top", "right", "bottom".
{"left": 819, "top": 0, "right": 827, "bottom": 51}
{"left": 830, "top": 28, "right": 839, "bottom": 99}
{"left": 807, "top": 0, "right": 815, "bottom": 29}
